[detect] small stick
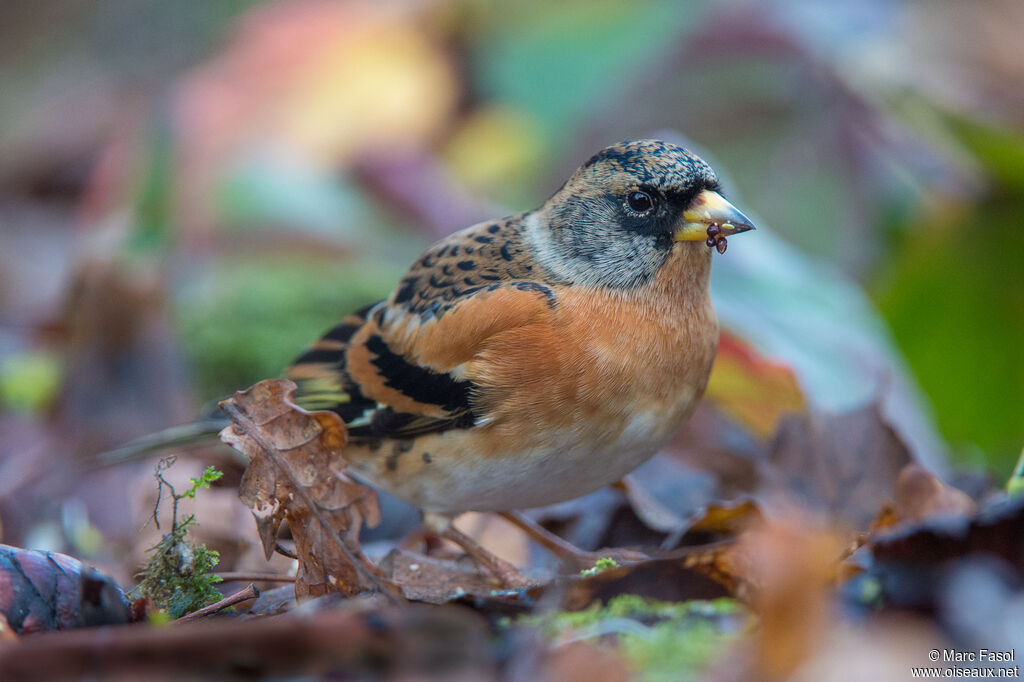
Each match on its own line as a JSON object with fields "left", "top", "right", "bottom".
{"left": 216, "top": 572, "right": 296, "bottom": 583}
{"left": 175, "top": 584, "right": 259, "bottom": 624}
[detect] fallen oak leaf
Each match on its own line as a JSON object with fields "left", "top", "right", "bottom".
{"left": 219, "top": 379, "right": 401, "bottom": 601}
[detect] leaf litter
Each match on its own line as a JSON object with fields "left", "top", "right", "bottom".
{"left": 1, "top": 378, "right": 1018, "bottom": 681}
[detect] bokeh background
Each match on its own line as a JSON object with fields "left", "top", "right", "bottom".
{"left": 0, "top": 0, "right": 1021, "bottom": 570}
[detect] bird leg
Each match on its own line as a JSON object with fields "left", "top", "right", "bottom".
{"left": 422, "top": 513, "right": 530, "bottom": 588}
{"left": 498, "top": 510, "right": 647, "bottom": 571}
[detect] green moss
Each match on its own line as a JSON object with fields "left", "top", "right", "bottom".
{"left": 579, "top": 556, "right": 619, "bottom": 577}
{"left": 132, "top": 462, "right": 224, "bottom": 619}
{"left": 512, "top": 595, "right": 746, "bottom": 680}
{"left": 620, "top": 618, "right": 730, "bottom": 682}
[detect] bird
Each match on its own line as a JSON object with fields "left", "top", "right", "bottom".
{"left": 283, "top": 138, "right": 755, "bottom": 582}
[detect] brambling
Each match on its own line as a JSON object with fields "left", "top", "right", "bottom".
{"left": 286, "top": 139, "right": 755, "bottom": 577}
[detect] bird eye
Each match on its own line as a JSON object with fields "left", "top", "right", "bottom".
{"left": 626, "top": 190, "right": 654, "bottom": 213}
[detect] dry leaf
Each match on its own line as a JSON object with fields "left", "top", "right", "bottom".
{"left": 660, "top": 498, "right": 763, "bottom": 552}
{"left": 744, "top": 520, "right": 846, "bottom": 681}
{"left": 704, "top": 331, "right": 806, "bottom": 439}
{"left": 893, "top": 463, "right": 976, "bottom": 523}
{"left": 220, "top": 379, "right": 395, "bottom": 600}
{"left": 380, "top": 550, "right": 498, "bottom": 604}
{"left": 871, "top": 495, "right": 1024, "bottom": 571}
{"left": 616, "top": 475, "right": 687, "bottom": 535}
{"left": 706, "top": 518, "right": 848, "bottom": 682}
{"left": 0, "top": 544, "right": 131, "bottom": 634}
{"left": 687, "top": 499, "right": 763, "bottom": 536}
{"left": 560, "top": 548, "right": 736, "bottom": 611}
{"left": 759, "top": 403, "right": 913, "bottom": 528}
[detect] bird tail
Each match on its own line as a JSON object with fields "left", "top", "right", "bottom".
{"left": 90, "top": 415, "right": 231, "bottom": 469}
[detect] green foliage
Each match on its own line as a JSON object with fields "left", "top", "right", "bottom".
{"left": 1008, "top": 449, "right": 1024, "bottom": 498}
{"left": 127, "top": 121, "right": 176, "bottom": 255}
{"left": 182, "top": 466, "right": 224, "bottom": 499}
{"left": 174, "top": 258, "right": 403, "bottom": 400}
{"left": 874, "top": 115, "right": 1024, "bottom": 472}
{"left": 579, "top": 556, "right": 619, "bottom": 577}
{"left": 0, "top": 352, "right": 61, "bottom": 414}
{"left": 473, "top": 0, "right": 697, "bottom": 156}
{"left": 132, "top": 459, "right": 224, "bottom": 619}
{"left": 513, "top": 596, "right": 744, "bottom": 681}
{"left": 875, "top": 192, "right": 1024, "bottom": 471}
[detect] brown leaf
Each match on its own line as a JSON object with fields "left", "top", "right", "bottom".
{"left": 687, "top": 499, "right": 763, "bottom": 535}
{"left": 0, "top": 544, "right": 131, "bottom": 634}
{"left": 560, "top": 547, "right": 736, "bottom": 611}
{"left": 660, "top": 498, "right": 764, "bottom": 553}
{"left": 759, "top": 403, "right": 913, "bottom": 528}
{"left": 706, "top": 517, "right": 848, "bottom": 682}
{"left": 380, "top": 550, "right": 498, "bottom": 604}
{"left": 857, "top": 496, "right": 1024, "bottom": 615}
{"left": 616, "top": 474, "right": 687, "bottom": 535}
{"left": 744, "top": 520, "right": 846, "bottom": 681}
{"left": 220, "top": 379, "right": 395, "bottom": 600}
{"left": 893, "top": 463, "right": 977, "bottom": 523}
{"left": 871, "top": 495, "right": 1024, "bottom": 570}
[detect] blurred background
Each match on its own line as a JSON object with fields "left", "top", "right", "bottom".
{"left": 0, "top": 0, "right": 1021, "bottom": 577}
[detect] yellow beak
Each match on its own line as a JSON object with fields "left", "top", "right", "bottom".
{"left": 673, "top": 190, "right": 756, "bottom": 242}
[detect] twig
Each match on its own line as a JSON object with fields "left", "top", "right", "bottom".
{"left": 216, "top": 572, "right": 296, "bottom": 583}
{"left": 220, "top": 401, "right": 405, "bottom": 603}
{"left": 152, "top": 456, "right": 179, "bottom": 531}
{"left": 175, "top": 584, "right": 259, "bottom": 624}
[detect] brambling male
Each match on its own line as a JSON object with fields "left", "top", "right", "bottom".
{"left": 286, "top": 139, "right": 755, "bottom": 578}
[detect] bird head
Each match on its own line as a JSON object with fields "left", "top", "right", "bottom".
{"left": 528, "top": 139, "right": 755, "bottom": 289}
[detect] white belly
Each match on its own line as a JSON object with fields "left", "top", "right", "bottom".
{"left": 367, "top": 410, "right": 678, "bottom": 513}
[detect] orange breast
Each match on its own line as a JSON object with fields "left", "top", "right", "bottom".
{"left": 469, "top": 246, "right": 718, "bottom": 451}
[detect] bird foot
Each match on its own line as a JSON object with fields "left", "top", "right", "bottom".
{"left": 421, "top": 512, "right": 531, "bottom": 588}
{"left": 441, "top": 524, "right": 532, "bottom": 588}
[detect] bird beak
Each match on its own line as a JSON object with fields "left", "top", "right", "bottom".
{"left": 674, "top": 190, "right": 756, "bottom": 242}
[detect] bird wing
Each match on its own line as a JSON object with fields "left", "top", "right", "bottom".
{"left": 286, "top": 218, "right": 559, "bottom": 441}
